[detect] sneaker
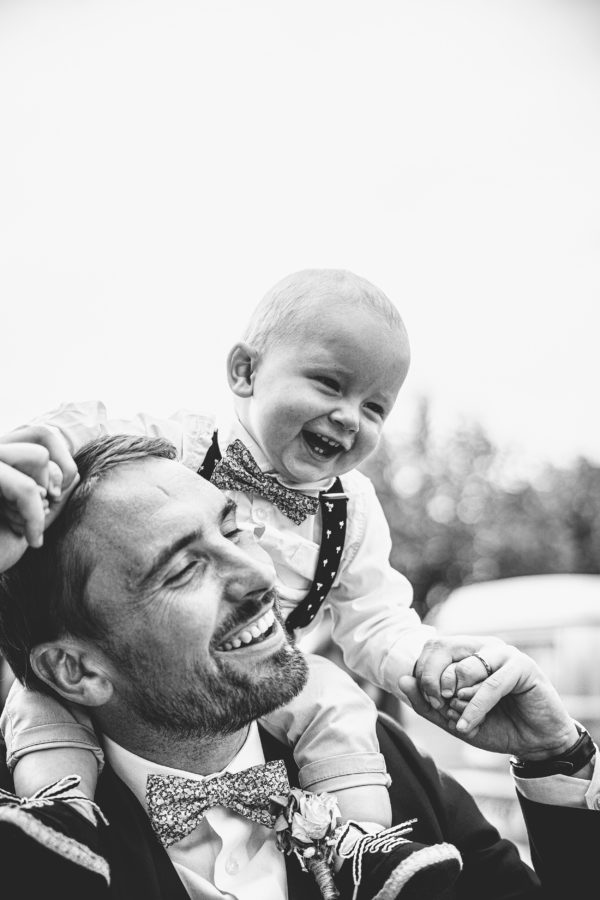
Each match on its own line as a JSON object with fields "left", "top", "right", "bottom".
{"left": 335, "top": 820, "right": 462, "bottom": 900}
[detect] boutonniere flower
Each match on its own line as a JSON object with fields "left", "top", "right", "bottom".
{"left": 271, "top": 787, "right": 341, "bottom": 900}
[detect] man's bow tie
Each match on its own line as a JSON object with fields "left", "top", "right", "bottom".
{"left": 210, "top": 439, "right": 320, "bottom": 525}
{"left": 145, "top": 759, "right": 290, "bottom": 848}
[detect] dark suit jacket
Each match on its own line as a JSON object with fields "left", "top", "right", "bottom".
{"left": 0, "top": 713, "right": 593, "bottom": 899}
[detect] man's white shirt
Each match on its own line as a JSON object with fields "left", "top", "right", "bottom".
{"left": 514, "top": 747, "right": 600, "bottom": 809}
{"left": 102, "top": 724, "right": 288, "bottom": 900}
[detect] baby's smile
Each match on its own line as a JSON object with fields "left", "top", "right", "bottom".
{"left": 301, "top": 429, "right": 348, "bottom": 459}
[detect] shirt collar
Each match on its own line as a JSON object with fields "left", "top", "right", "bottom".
{"left": 227, "top": 418, "right": 336, "bottom": 494}
{"left": 102, "top": 722, "right": 265, "bottom": 814}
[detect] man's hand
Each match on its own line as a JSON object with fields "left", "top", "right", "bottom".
{"left": 0, "top": 429, "right": 79, "bottom": 572}
{"left": 401, "top": 640, "right": 579, "bottom": 760}
{"left": 413, "top": 634, "right": 508, "bottom": 710}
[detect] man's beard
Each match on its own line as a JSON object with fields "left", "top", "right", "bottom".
{"left": 104, "top": 599, "right": 309, "bottom": 737}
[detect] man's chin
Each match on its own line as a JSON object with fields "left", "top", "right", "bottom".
{"left": 218, "top": 639, "right": 309, "bottom": 722}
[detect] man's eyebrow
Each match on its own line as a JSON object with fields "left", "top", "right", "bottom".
{"left": 137, "top": 527, "right": 206, "bottom": 589}
{"left": 136, "top": 499, "right": 237, "bottom": 589}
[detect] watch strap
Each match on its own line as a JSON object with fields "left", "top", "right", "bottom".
{"left": 510, "top": 722, "right": 596, "bottom": 778}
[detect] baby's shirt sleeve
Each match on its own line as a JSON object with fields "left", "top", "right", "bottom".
{"left": 27, "top": 400, "right": 216, "bottom": 472}
{"left": 0, "top": 680, "right": 104, "bottom": 773}
{"left": 325, "top": 470, "right": 436, "bottom": 695}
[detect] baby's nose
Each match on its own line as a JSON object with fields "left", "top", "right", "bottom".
{"left": 330, "top": 403, "right": 360, "bottom": 433}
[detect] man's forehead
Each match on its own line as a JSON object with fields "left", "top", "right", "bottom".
{"left": 83, "top": 457, "right": 223, "bottom": 561}
{"left": 98, "top": 455, "right": 212, "bottom": 504}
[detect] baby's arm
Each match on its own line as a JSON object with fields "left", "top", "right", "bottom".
{"left": 25, "top": 400, "right": 216, "bottom": 472}
{"left": 320, "top": 474, "right": 507, "bottom": 720}
{"left": 324, "top": 472, "right": 436, "bottom": 691}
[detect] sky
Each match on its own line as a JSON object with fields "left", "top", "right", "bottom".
{"left": 1, "top": 0, "right": 599, "bottom": 471}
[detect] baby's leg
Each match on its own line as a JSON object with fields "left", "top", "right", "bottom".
{"left": 260, "top": 653, "right": 462, "bottom": 899}
{"left": 1, "top": 679, "right": 103, "bottom": 812}
{"left": 260, "top": 652, "right": 391, "bottom": 828}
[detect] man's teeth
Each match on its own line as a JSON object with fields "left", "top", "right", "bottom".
{"left": 220, "top": 609, "right": 275, "bottom": 651}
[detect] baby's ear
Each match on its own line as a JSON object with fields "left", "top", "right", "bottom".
{"left": 30, "top": 639, "right": 114, "bottom": 708}
{"left": 227, "top": 342, "right": 258, "bottom": 397}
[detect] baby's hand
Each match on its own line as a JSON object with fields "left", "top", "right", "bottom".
{"left": 0, "top": 429, "right": 79, "bottom": 571}
{"left": 413, "top": 634, "right": 506, "bottom": 712}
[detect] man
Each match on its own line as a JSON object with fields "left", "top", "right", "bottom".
{"left": 0, "top": 432, "right": 598, "bottom": 899}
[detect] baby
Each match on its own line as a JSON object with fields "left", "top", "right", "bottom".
{"left": 2, "top": 269, "right": 488, "bottom": 899}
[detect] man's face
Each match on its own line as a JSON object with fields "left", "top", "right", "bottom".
{"left": 81, "top": 457, "right": 307, "bottom": 735}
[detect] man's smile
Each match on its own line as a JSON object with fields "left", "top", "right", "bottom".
{"left": 217, "top": 607, "right": 277, "bottom": 651}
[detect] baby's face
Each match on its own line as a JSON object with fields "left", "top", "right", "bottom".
{"left": 245, "top": 302, "right": 410, "bottom": 483}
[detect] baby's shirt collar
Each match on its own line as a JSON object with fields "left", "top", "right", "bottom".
{"left": 227, "top": 419, "right": 336, "bottom": 494}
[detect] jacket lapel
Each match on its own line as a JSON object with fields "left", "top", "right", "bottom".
{"left": 260, "top": 728, "right": 325, "bottom": 900}
{"left": 96, "top": 767, "right": 190, "bottom": 900}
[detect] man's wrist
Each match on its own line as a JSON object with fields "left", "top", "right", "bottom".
{"left": 511, "top": 722, "right": 596, "bottom": 779}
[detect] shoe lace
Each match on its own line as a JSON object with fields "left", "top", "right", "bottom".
{"left": 0, "top": 774, "right": 109, "bottom": 826}
{"left": 337, "top": 818, "right": 417, "bottom": 900}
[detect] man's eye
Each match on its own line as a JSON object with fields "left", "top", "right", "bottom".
{"left": 165, "top": 561, "right": 200, "bottom": 586}
{"left": 224, "top": 527, "right": 242, "bottom": 541}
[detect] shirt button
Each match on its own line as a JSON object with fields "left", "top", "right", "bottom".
{"left": 255, "top": 508, "right": 266, "bottom": 521}
{"left": 225, "top": 856, "right": 240, "bottom": 875}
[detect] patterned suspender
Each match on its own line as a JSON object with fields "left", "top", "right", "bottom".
{"left": 198, "top": 433, "right": 348, "bottom": 632}
{"left": 284, "top": 478, "right": 348, "bottom": 634}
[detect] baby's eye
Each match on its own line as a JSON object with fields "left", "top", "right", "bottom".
{"left": 365, "top": 402, "right": 385, "bottom": 417}
{"left": 315, "top": 376, "right": 340, "bottom": 391}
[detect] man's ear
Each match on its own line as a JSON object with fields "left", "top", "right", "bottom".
{"left": 227, "top": 342, "right": 258, "bottom": 398}
{"left": 30, "top": 639, "right": 114, "bottom": 708}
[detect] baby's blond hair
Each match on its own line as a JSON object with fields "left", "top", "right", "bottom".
{"left": 243, "top": 268, "right": 406, "bottom": 353}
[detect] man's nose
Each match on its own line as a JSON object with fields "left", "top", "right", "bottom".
{"left": 222, "top": 538, "right": 277, "bottom": 603}
{"left": 330, "top": 401, "right": 360, "bottom": 433}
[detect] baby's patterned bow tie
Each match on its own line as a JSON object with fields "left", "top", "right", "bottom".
{"left": 210, "top": 439, "right": 319, "bottom": 525}
{"left": 145, "top": 759, "right": 290, "bottom": 848}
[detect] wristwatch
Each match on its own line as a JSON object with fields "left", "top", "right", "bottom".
{"left": 510, "top": 721, "right": 597, "bottom": 778}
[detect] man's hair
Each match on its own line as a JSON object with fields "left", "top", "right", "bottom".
{"left": 243, "top": 268, "right": 406, "bottom": 353}
{"left": 0, "top": 434, "right": 177, "bottom": 689}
